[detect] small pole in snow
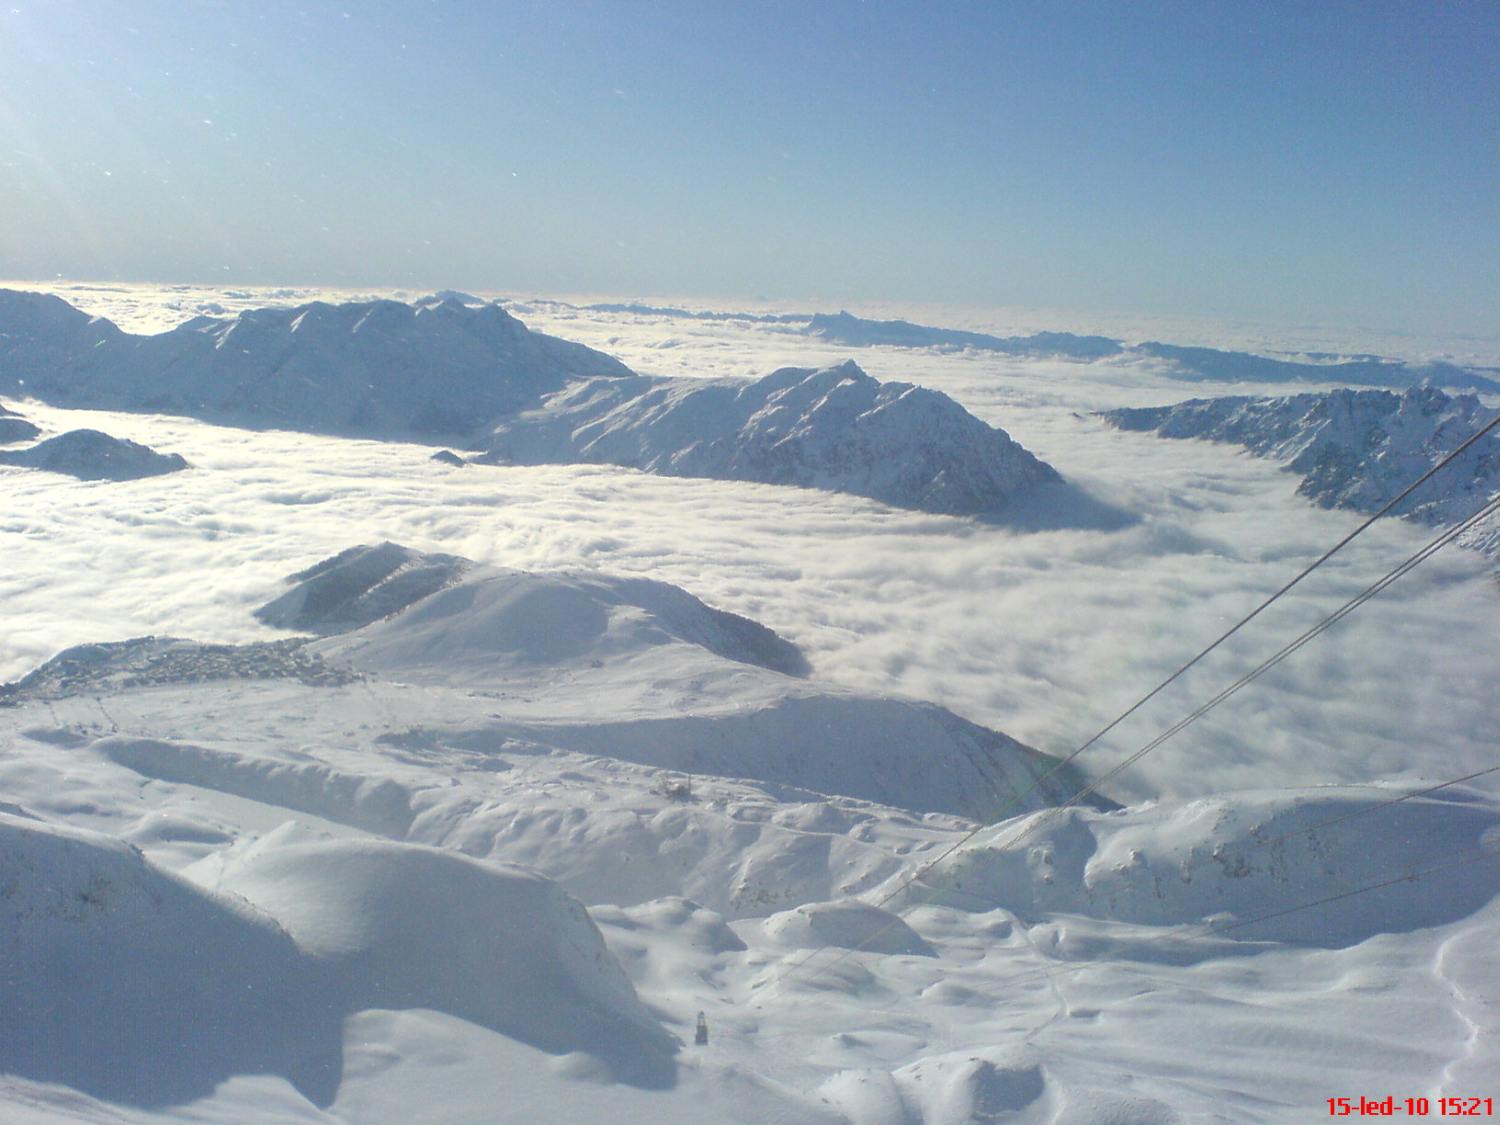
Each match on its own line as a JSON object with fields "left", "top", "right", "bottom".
{"left": 694, "top": 1011, "right": 709, "bottom": 1046}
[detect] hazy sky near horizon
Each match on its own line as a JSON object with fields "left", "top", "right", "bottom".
{"left": 2, "top": 1, "right": 1496, "bottom": 335}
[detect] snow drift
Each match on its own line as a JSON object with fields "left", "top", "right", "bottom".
{"left": 200, "top": 828, "right": 677, "bottom": 1086}
{"left": 0, "top": 811, "right": 676, "bottom": 1109}
{"left": 937, "top": 787, "right": 1500, "bottom": 945}
{"left": 0, "top": 811, "right": 336, "bottom": 1107}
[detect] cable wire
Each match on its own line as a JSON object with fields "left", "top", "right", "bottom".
{"left": 995, "top": 407, "right": 1500, "bottom": 820}
{"left": 755, "top": 481, "right": 1500, "bottom": 1004}
{"left": 1206, "top": 846, "right": 1500, "bottom": 936}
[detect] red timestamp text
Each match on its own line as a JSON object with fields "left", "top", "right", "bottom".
{"left": 1328, "top": 1096, "right": 1493, "bottom": 1117}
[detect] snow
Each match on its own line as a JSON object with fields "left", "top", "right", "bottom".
{"left": 0, "top": 290, "right": 633, "bottom": 442}
{"left": 806, "top": 311, "right": 1124, "bottom": 360}
{"left": 805, "top": 308, "right": 1500, "bottom": 391}
{"left": 0, "top": 402, "right": 40, "bottom": 444}
{"left": 762, "top": 901, "right": 938, "bottom": 957}
{"left": 0, "top": 429, "right": 189, "bottom": 481}
{"left": 480, "top": 359, "right": 1068, "bottom": 516}
{"left": 0, "top": 284, "right": 1497, "bottom": 1122}
{"left": 0, "top": 810, "right": 329, "bottom": 1107}
{"left": 196, "top": 828, "right": 678, "bottom": 1086}
{"left": 286, "top": 543, "right": 809, "bottom": 680}
{"left": 941, "top": 788, "right": 1500, "bottom": 944}
{"left": 1, "top": 291, "right": 1086, "bottom": 516}
{"left": 1104, "top": 386, "right": 1500, "bottom": 554}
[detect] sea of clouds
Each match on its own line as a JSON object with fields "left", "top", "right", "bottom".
{"left": 3, "top": 282, "right": 1497, "bottom": 805}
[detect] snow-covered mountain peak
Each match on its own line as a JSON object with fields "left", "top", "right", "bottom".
{"left": 0, "top": 290, "right": 635, "bottom": 441}
{"left": 259, "top": 542, "right": 811, "bottom": 681}
{"left": 414, "top": 289, "right": 486, "bottom": 308}
{"left": 197, "top": 295, "right": 538, "bottom": 357}
{"left": 0, "top": 428, "right": 189, "bottom": 481}
{"left": 0, "top": 287, "right": 114, "bottom": 335}
{"left": 0, "top": 288, "right": 124, "bottom": 373}
{"left": 482, "top": 359, "right": 1066, "bottom": 515}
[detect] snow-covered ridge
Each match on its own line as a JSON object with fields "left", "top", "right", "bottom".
{"left": 1104, "top": 385, "right": 1500, "bottom": 554}
{"left": 0, "top": 290, "right": 1075, "bottom": 516}
{"left": 1134, "top": 340, "right": 1500, "bottom": 391}
{"left": 262, "top": 541, "right": 811, "bottom": 678}
{"left": 479, "top": 359, "right": 1063, "bottom": 515}
{"left": 0, "top": 288, "right": 634, "bottom": 441}
{"left": 807, "top": 310, "right": 1124, "bottom": 359}
{"left": 255, "top": 542, "right": 477, "bottom": 637}
{"left": 0, "top": 427, "right": 189, "bottom": 480}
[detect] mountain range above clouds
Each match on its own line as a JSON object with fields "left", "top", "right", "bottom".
{"left": 3, "top": 287, "right": 1498, "bottom": 1119}
{"left": 1104, "top": 385, "right": 1500, "bottom": 555}
{"left": 580, "top": 302, "right": 1500, "bottom": 390}
{"left": 805, "top": 311, "right": 1500, "bottom": 390}
{"left": 0, "top": 290, "right": 1077, "bottom": 517}
{"left": 0, "top": 289, "right": 634, "bottom": 440}
{"left": 14, "top": 287, "right": 1492, "bottom": 529}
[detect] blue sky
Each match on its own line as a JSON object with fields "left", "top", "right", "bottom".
{"left": 2, "top": 1, "right": 1495, "bottom": 334}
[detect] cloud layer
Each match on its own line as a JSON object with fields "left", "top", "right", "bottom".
{"left": 2, "top": 288, "right": 1497, "bottom": 806}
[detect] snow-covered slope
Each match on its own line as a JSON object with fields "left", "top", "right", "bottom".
{"left": 1104, "top": 386, "right": 1500, "bottom": 552}
{"left": 0, "top": 428, "right": 189, "bottom": 480}
{"left": 0, "top": 811, "right": 675, "bottom": 1108}
{"left": 0, "top": 290, "right": 634, "bottom": 441}
{"left": 0, "top": 289, "right": 125, "bottom": 375}
{"left": 479, "top": 360, "right": 1063, "bottom": 515}
{"left": 941, "top": 787, "right": 1500, "bottom": 945}
{"left": 254, "top": 544, "right": 1095, "bottom": 819}
{"left": 263, "top": 541, "right": 809, "bottom": 677}
{"left": 255, "top": 542, "right": 477, "bottom": 637}
{"left": 3, "top": 678, "right": 1495, "bottom": 1120}
{"left": 4, "top": 287, "right": 1499, "bottom": 1123}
